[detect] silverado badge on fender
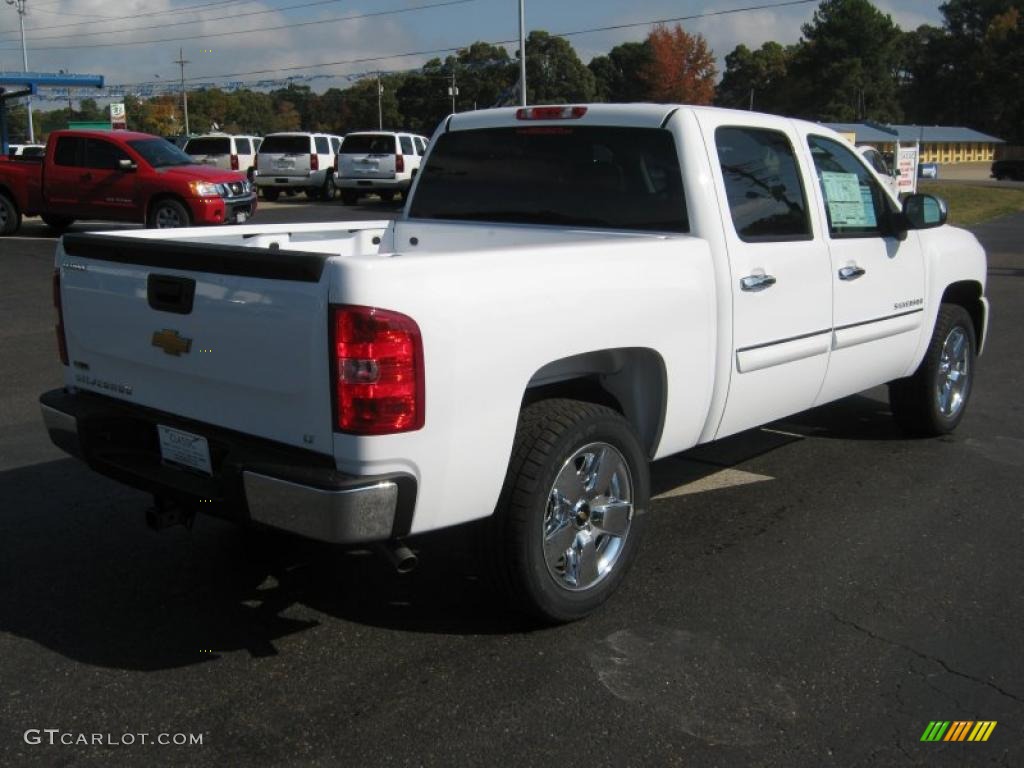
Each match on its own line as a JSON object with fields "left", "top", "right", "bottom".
{"left": 152, "top": 329, "right": 192, "bottom": 357}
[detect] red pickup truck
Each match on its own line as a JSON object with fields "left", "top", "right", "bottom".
{"left": 0, "top": 130, "right": 257, "bottom": 236}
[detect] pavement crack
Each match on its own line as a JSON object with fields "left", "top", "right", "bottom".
{"left": 829, "top": 611, "right": 1024, "bottom": 706}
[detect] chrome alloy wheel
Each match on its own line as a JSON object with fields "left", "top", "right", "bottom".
{"left": 542, "top": 442, "right": 634, "bottom": 592}
{"left": 155, "top": 205, "right": 184, "bottom": 228}
{"left": 936, "top": 326, "right": 970, "bottom": 417}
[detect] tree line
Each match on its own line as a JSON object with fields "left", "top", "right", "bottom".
{"left": 9, "top": 0, "right": 1022, "bottom": 145}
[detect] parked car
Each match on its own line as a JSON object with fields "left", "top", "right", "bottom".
{"left": 990, "top": 158, "right": 1024, "bottom": 181}
{"left": 183, "top": 134, "right": 261, "bottom": 179}
{"left": 6, "top": 143, "right": 45, "bottom": 157}
{"left": 857, "top": 145, "right": 899, "bottom": 197}
{"left": 336, "top": 131, "right": 430, "bottom": 204}
{"left": 40, "top": 104, "right": 987, "bottom": 623}
{"left": 254, "top": 132, "right": 342, "bottom": 201}
{"left": 0, "top": 129, "right": 256, "bottom": 235}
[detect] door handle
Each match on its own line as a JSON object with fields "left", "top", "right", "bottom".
{"left": 838, "top": 265, "right": 866, "bottom": 281}
{"left": 740, "top": 273, "right": 777, "bottom": 291}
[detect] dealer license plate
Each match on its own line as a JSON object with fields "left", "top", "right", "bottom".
{"left": 157, "top": 425, "right": 212, "bottom": 475}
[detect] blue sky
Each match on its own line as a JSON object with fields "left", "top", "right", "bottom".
{"left": 0, "top": 0, "right": 946, "bottom": 104}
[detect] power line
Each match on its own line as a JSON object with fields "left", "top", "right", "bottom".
{"left": 0, "top": 0, "right": 477, "bottom": 51}
{"left": 2, "top": 0, "right": 347, "bottom": 43}
{"left": 0, "top": 0, "right": 262, "bottom": 38}
{"left": 106, "top": 0, "right": 819, "bottom": 89}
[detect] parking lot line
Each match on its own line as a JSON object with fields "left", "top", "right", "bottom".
{"left": 653, "top": 467, "right": 773, "bottom": 500}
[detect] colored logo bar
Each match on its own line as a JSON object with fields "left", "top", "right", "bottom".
{"left": 920, "top": 721, "right": 997, "bottom": 742}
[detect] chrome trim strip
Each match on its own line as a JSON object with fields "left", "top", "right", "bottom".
{"left": 243, "top": 471, "right": 398, "bottom": 544}
{"left": 736, "top": 328, "right": 832, "bottom": 354}
{"left": 834, "top": 308, "right": 923, "bottom": 333}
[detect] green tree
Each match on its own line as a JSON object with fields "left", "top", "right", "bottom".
{"left": 589, "top": 41, "right": 651, "bottom": 102}
{"left": 787, "top": 0, "right": 904, "bottom": 122}
{"left": 716, "top": 41, "right": 794, "bottom": 113}
{"left": 902, "top": 1, "right": 1023, "bottom": 142}
{"left": 525, "top": 30, "right": 596, "bottom": 104}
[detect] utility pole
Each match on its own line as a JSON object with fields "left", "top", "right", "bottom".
{"left": 6, "top": 0, "right": 33, "bottom": 142}
{"left": 749, "top": 88, "right": 754, "bottom": 111}
{"left": 448, "top": 70, "right": 458, "bottom": 114}
{"left": 376, "top": 72, "right": 383, "bottom": 130}
{"left": 518, "top": 0, "right": 527, "bottom": 106}
{"left": 174, "top": 47, "right": 190, "bottom": 136}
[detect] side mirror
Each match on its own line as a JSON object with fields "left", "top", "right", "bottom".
{"left": 118, "top": 158, "right": 138, "bottom": 172}
{"left": 902, "top": 193, "right": 947, "bottom": 229}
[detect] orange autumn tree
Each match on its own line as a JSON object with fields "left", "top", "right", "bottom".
{"left": 643, "top": 23, "right": 717, "bottom": 105}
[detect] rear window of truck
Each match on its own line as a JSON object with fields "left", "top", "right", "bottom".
{"left": 259, "top": 135, "right": 311, "bottom": 154}
{"left": 341, "top": 134, "right": 398, "bottom": 154}
{"left": 409, "top": 126, "right": 688, "bottom": 233}
{"left": 185, "top": 137, "right": 230, "bottom": 155}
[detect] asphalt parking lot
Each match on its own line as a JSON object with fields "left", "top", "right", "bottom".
{"left": 1, "top": 204, "right": 1021, "bottom": 767}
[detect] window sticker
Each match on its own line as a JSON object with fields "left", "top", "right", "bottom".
{"left": 821, "top": 171, "right": 873, "bottom": 227}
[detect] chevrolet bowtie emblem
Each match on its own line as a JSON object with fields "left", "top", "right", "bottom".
{"left": 151, "top": 329, "right": 192, "bottom": 356}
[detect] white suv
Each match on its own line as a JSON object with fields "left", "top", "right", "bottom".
{"left": 336, "top": 131, "right": 429, "bottom": 204}
{"left": 255, "top": 132, "right": 342, "bottom": 201}
{"left": 184, "top": 134, "right": 261, "bottom": 179}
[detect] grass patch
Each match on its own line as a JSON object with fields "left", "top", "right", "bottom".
{"left": 918, "top": 181, "right": 1024, "bottom": 227}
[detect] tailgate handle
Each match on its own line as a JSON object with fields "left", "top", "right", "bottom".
{"left": 147, "top": 274, "right": 196, "bottom": 315}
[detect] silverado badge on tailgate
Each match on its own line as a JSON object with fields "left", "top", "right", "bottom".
{"left": 151, "top": 329, "right": 192, "bottom": 357}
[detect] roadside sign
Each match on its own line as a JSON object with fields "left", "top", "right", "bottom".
{"left": 896, "top": 145, "right": 919, "bottom": 195}
{"left": 110, "top": 102, "right": 127, "bottom": 130}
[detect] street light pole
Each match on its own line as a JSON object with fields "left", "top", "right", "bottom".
{"left": 6, "top": 0, "right": 34, "bottom": 142}
{"left": 174, "top": 47, "right": 190, "bottom": 136}
{"left": 377, "top": 72, "right": 383, "bottom": 130}
{"left": 518, "top": 0, "right": 526, "bottom": 106}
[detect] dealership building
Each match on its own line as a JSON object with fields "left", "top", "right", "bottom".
{"left": 825, "top": 122, "right": 1005, "bottom": 164}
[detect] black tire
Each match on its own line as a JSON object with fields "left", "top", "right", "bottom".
{"left": 341, "top": 190, "right": 359, "bottom": 206}
{"left": 261, "top": 188, "right": 280, "bottom": 202}
{"left": 322, "top": 174, "right": 337, "bottom": 201}
{"left": 379, "top": 190, "right": 395, "bottom": 203}
{"left": 487, "top": 399, "right": 649, "bottom": 623}
{"left": 889, "top": 303, "right": 976, "bottom": 436}
{"left": 41, "top": 215, "right": 75, "bottom": 232}
{"left": 147, "top": 198, "right": 192, "bottom": 229}
{"left": 0, "top": 192, "right": 22, "bottom": 235}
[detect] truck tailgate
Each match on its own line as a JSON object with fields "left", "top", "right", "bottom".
{"left": 57, "top": 233, "right": 335, "bottom": 454}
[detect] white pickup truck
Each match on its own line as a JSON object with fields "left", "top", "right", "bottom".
{"left": 41, "top": 104, "right": 988, "bottom": 623}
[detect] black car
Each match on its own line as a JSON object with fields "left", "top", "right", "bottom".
{"left": 991, "top": 159, "right": 1024, "bottom": 181}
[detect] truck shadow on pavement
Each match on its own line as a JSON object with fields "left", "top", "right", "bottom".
{"left": 0, "top": 394, "right": 906, "bottom": 670}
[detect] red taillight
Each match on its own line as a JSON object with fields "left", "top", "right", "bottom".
{"left": 311, "top": 153, "right": 319, "bottom": 171}
{"left": 331, "top": 305, "right": 424, "bottom": 435}
{"left": 395, "top": 154, "right": 405, "bottom": 173}
{"left": 334, "top": 153, "right": 339, "bottom": 172}
{"left": 53, "top": 269, "right": 68, "bottom": 366}
{"left": 230, "top": 153, "right": 239, "bottom": 170}
{"left": 515, "top": 105, "right": 587, "bottom": 120}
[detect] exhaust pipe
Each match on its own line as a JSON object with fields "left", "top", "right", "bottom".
{"left": 376, "top": 540, "right": 418, "bottom": 574}
{"left": 146, "top": 495, "right": 196, "bottom": 531}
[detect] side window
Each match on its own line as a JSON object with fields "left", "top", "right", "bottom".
{"left": 399, "top": 136, "right": 414, "bottom": 155}
{"left": 715, "top": 126, "right": 811, "bottom": 241}
{"left": 54, "top": 137, "right": 83, "bottom": 167}
{"left": 314, "top": 136, "right": 329, "bottom": 155}
{"left": 235, "top": 138, "right": 251, "bottom": 155}
{"left": 330, "top": 137, "right": 341, "bottom": 153}
{"left": 864, "top": 148, "right": 889, "bottom": 176}
{"left": 84, "top": 139, "right": 129, "bottom": 170}
{"left": 808, "top": 135, "right": 895, "bottom": 238}
{"left": 415, "top": 137, "right": 427, "bottom": 154}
